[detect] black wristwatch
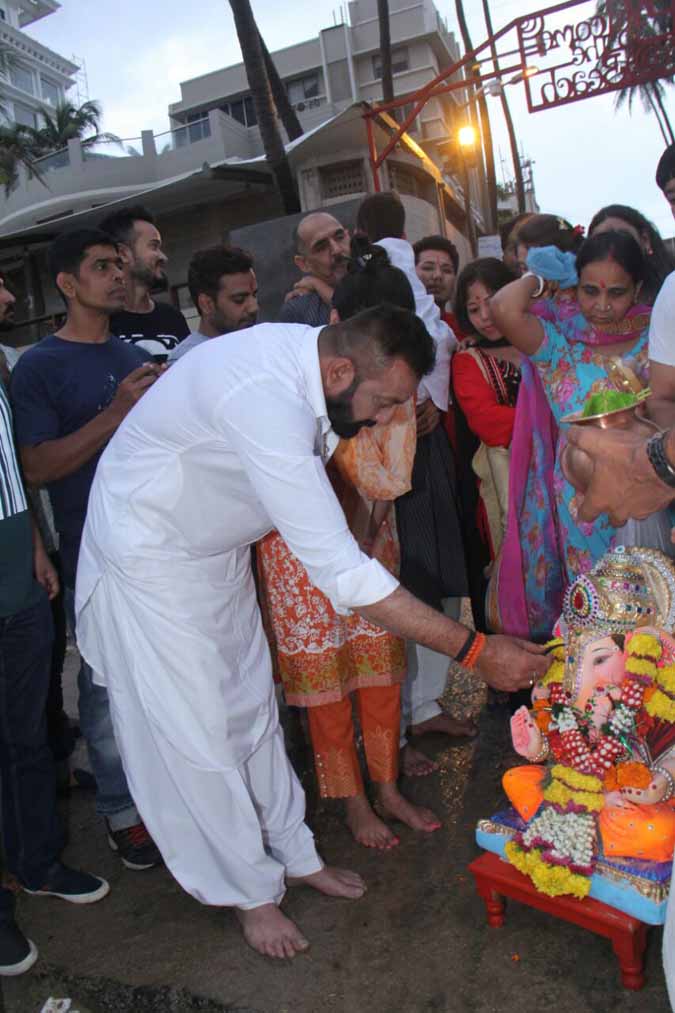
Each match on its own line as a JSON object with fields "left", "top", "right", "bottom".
{"left": 646, "top": 432, "right": 675, "bottom": 488}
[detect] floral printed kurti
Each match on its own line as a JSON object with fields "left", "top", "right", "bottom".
{"left": 257, "top": 400, "right": 416, "bottom": 706}
{"left": 530, "top": 322, "right": 648, "bottom": 584}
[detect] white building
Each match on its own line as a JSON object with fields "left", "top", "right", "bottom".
{"left": 0, "top": 0, "right": 492, "bottom": 332}
{"left": 0, "top": 0, "right": 77, "bottom": 129}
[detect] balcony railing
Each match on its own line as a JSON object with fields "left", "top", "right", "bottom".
{"left": 154, "top": 118, "right": 211, "bottom": 154}
{"left": 82, "top": 138, "right": 143, "bottom": 161}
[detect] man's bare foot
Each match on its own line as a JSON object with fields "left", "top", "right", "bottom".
{"left": 411, "top": 712, "right": 478, "bottom": 739}
{"left": 236, "top": 904, "right": 309, "bottom": 959}
{"left": 287, "top": 866, "right": 366, "bottom": 899}
{"left": 376, "top": 784, "right": 442, "bottom": 833}
{"left": 344, "top": 794, "right": 400, "bottom": 850}
{"left": 400, "top": 744, "right": 439, "bottom": 778}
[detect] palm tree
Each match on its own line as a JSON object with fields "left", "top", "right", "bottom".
{"left": 258, "top": 32, "right": 303, "bottom": 142}
{"left": 597, "top": 0, "right": 674, "bottom": 143}
{"left": 481, "top": 0, "right": 526, "bottom": 213}
{"left": 0, "top": 122, "right": 43, "bottom": 195}
{"left": 455, "top": 0, "right": 498, "bottom": 232}
{"left": 228, "top": 0, "right": 300, "bottom": 213}
{"left": 377, "top": 0, "right": 394, "bottom": 104}
{"left": 30, "top": 100, "right": 120, "bottom": 154}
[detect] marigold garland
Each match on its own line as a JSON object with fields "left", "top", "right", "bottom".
{"left": 505, "top": 842, "right": 591, "bottom": 899}
{"left": 544, "top": 779, "right": 605, "bottom": 812}
{"left": 549, "top": 764, "right": 602, "bottom": 794}
{"left": 627, "top": 633, "right": 663, "bottom": 659}
{"left": 656, "top": 664, "right": 675, "bottom": 695}
{"left": 540, "top": 640, "right": 564, "bottom": 687}
{"left": 645, "top": 688, "right": 675, "bottom": 722}
{"left": 615, "top": 761, "right": 652, "bottom": 789}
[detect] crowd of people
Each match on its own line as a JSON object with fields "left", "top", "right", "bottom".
{"left": 2, "top": 139, "right": 675, "bottom": 976}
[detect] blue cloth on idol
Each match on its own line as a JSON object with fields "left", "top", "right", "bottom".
{"left": 527, "top": 246, "right": 578, "bottom": 288}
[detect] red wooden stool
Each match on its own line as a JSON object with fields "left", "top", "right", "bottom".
{"left": 469, "top": 851, "right": 649, "bottom": 990}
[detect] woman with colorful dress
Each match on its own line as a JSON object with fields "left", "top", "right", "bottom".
{"left": 491, "top": 230, "right": 659, "bottom": 605}
{"left": 257, "top": 243, "right": 441, "bottom": 851}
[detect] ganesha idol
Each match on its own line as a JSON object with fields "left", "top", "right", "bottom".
{"left": 478, "top": 546, "right": 675, "bottom": 917}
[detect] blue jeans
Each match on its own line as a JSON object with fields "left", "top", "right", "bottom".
{"left": 65, "top": 587, "right": 138, "bottom": 830}
{"left": 0, "top": 593, "right": 64, "bottom": 888}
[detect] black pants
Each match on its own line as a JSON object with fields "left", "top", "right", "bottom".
{"left": 45, "top": 552, "right": 74, "bottom": 764}
{"left": 0, "top": 593, "right": 64, "bottom": 888}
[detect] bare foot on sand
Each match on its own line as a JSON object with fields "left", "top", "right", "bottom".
{"left": 344, "top": 794, "right": 400, "bottom": 850}
{"left": 376, "top": 784, "right": 442, "bottom": 833}
{"left": 411, "top": 712, "right": 477, "bottom": 739}
{"left": 236, "top": 904, "right": 309, "bottom": 959}
{"left": 400, "top": 744, "right": 438, "bottom": 778}
{"left": 287, "top": 866, "right": 366, "bottom": 899}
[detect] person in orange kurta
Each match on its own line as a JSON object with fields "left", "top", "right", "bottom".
{"left": 258, "top": 243, "right": 441, "bottom": 850}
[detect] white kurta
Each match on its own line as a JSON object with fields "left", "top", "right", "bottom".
{"left": 76, "top": 323, "right": 398, "bottom": 905}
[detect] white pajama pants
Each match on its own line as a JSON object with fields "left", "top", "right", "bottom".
{"left": 104, "top": 665, "right": 322, "bottom": 909}
{"left": 400, "top": 597, "right": 462, "bottom": 746}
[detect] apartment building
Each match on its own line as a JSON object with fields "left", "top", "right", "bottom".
{"left": 0, "top": 0, "right": 77, "bottom": 128}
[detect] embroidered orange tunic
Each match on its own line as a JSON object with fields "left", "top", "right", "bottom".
{"left": 258, "top": 401, "right": 416, "bottom": 707}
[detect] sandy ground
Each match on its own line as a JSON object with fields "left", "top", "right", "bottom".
{"left": 1, "top": 630, "right": 671, "bottom": 1013}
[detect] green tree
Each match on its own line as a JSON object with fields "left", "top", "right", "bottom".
{"left": 597, "top": 0, "right": 674, "bottom": 143}
{"left": 0, "top": 122, "right": 43, "bottom": 195}
{"left": 30, "top": 100, "right": 120, "bottom": 154}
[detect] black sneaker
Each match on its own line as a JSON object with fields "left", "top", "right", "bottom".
{"left": 23, "top": 862, "right": 109, "bottom": 904}
{"left": 107, "top": 820, "right": 162, "bottom": 870}
{"left": 0, "top": 922, "right": 37, "bottom": 976}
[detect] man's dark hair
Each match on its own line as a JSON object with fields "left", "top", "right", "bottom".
{"left": 454, "top": 257, "right": 516, "bottom": 335}
{"left": 98, "top": 204, "right": 156, "bottom": 247}
{"left": 187, "top": 245, "right": 254, "bottom": 307}
{"left": 322, "top": 303, "right": 435, "bottom": 381}
{"left": 356, "top": 191, "right": 405, "bottom": 242}
{"left": 656, "top": 144, "right": 675, "bottom": 191}
{"left": 412, "top": 234, "right": 459, "bottom": 273}
{"left": 48, "top": 228, "right": 117, "bottom": 289}
{"left": 499, "top": 213, "right": 534, "bottom": 250}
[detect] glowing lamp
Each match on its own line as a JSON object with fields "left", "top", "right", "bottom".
{"left": 458, "top": 125, "right": 477, "bottom": 149}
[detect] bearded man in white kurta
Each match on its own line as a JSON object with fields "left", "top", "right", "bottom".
{"left": 76, "top": 305, "right": 548, "bottom": 958}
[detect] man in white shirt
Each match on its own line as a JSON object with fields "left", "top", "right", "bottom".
{"left": 168, "top": 246, "right": 259, "bottom": 363}
{"left": 647, "top": 270, "right": 675, "bottom": 428}
{"left": 76, "top": 306, "right": 547, "bottom": 959}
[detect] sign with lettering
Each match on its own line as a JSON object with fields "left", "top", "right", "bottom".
{"left": 517, "top": 0, "right": 675, "bottom": 112}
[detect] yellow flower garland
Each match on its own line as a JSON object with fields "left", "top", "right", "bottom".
{"left": 625, "top": 657, "right": 658, "bottom": 677}
{"left": 549, "top": 764, "right": 602, "bottom": 794}
{"left": 656, "top": 664, "right": 675, "bottom": 695}
{"left": 645, "top": 688, "right": 675, "bottom": 722}
{"left": 627, "top": 633, "right": 662, "bottom": 660}
{"left": 540, "top": 640, "right": 565, "bottom": 687}
{"left": 544, "top": 780, "right": 605, "bottom": 812}
{"left": 505, "top": 842, "right": 591, "bottom": 899}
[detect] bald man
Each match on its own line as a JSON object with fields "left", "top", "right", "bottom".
{"left": 279, "top": 212, "right": 351, "bottom": 325}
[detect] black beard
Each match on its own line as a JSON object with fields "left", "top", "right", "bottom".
{"left": 326, "top": 383, "right": 376, "bottom": 439}
{"left": 132, "top": 263, "right": 167, "bottom": 292}
{"left": 0, "top": 315, "right": 15, "bottom": 332}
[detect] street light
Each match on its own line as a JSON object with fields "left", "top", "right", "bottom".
{"left": 458, "top": 124, "right": 477, "bottom": 149}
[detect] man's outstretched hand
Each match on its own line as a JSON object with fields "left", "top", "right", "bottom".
{"left": 475, "top": 636, "right": 549, "bottom": 693}
{"left": 565, "top": 425, "right": 674, "bottom": 526}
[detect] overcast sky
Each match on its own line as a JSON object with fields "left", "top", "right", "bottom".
{"left": 25, "top": 0, "right": 675, "bottom": 238}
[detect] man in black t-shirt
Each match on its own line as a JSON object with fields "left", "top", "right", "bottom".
{"left": 99, "top": 204, "right": 189, "bottom": 360}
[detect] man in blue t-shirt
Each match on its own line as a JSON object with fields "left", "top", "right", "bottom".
{"left": 11, "top": 228, "right": 163, "bottom": 872}
{"left": 0, "top": 274, "right": 108, "bottom": 976}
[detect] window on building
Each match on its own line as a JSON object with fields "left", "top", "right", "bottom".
{"left": 11, "top": 63, "right": 34, "bottom": 96}
{"left": 13, "top": 102, "right": 37, "bottom": 129}
{"left": 372, "top": 48, "right": 409, "bottom": 81}
{"left": 388, "top": 162, "right": 431, "bottom": 200}
{"left": 393, "top": 102, "right": 418, "bottom": 131}
{"left": 40, "top": 76, "right": 61, "bottom": 106}
{"left": 319, "top": 160, "right": 366, "bottom": 201}
{"left": 220, "top": 97, "right": 257, "bottom": 127}
{"left": 186, "top": 112, "right": 211, "bottom": 143}
{"left": 0, "top": 9, "right": 6, "bottom": 22}
{"left": 287, "top": 73, "right": 320, "bottom": 106}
